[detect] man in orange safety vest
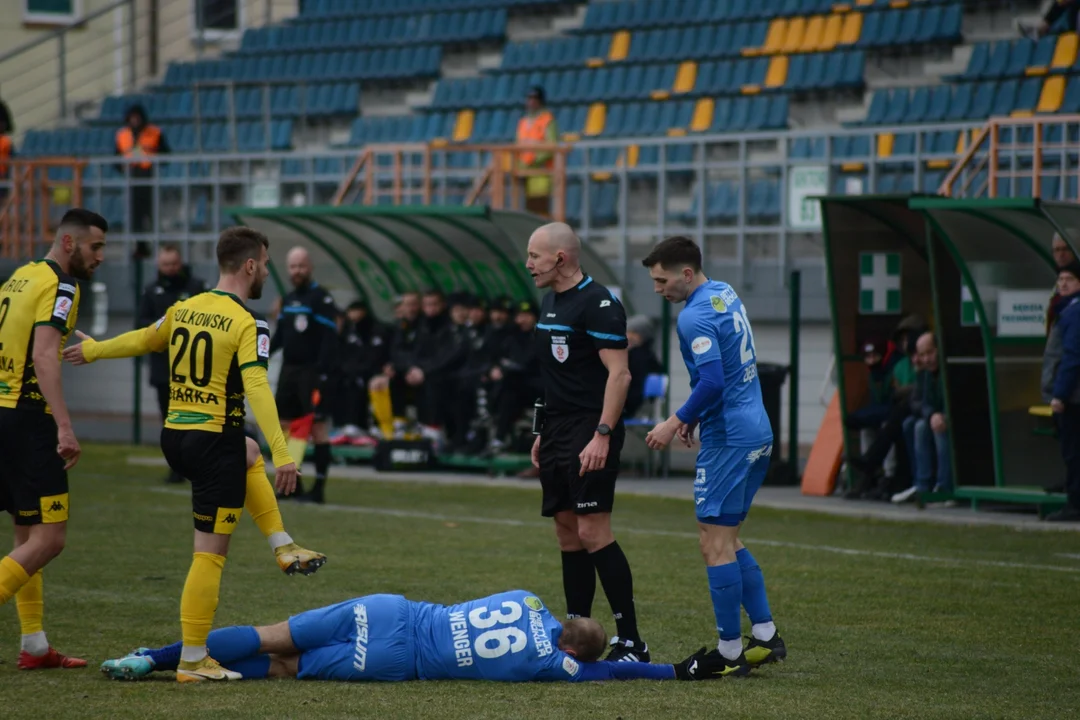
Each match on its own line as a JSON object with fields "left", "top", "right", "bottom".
{"left": 515, "top": 86, "right": 558, "bottom": 218}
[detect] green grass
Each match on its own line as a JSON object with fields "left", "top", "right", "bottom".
{"left": 2, "top": 444, "right": 1079, "bottom": 719}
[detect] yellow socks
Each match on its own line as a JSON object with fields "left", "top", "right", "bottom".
{"left": 180, "top": 552, "right": 226, "bottom": 659}
{"left": 244, "top": 457, "right": 292, "bottom": 550}
{"left": 370, "top": 385, "right": 394, "bottom": 439}
{"left": 0, "top": 555, "right": 31, "bottom": 605}
{"left": 16, "top": 570, "right": 44, "bottom": 635}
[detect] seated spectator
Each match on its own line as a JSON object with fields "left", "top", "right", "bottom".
{"left": 625, "top": 315, "right": 663, "bottom": 418}
{"left": 892, "top": 332, "right": 951, "bottom": 503}
{"left": 332, "top": 300, "right": 390, "bottom": 446}
{"left": 488, "top": 301, "right": 542, "bottom": 455}
{"left": 844, "top": 315, "right": 926, "bottom": 500}
{"left": 369, "top": 292, "right": 422, "bottom": 438}
{"left": 843, "top": 338, "right": 899, "bottom": 483}
{"left": 1045, "top": 262, "right": 1080, "bottom": 522}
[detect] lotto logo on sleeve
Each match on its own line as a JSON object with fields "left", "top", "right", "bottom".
{"left": 53, "top": 296, "right": 72, "bottom": 320}
{"left": 257, "top": 334, "right": 270, "bottom": 359}
{"left": 691, "top": 336, "right": 712, "bottom": 354}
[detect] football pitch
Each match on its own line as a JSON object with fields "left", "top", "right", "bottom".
{"left": 2, "top": 445, "right": 1078, "bottom": 719}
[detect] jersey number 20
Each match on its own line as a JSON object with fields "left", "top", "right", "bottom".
{"left": 468, "top": 601, "right": 527, "bottom": 660}
{"left": 731, "top": 306, "right": 757, "bottom": 364}
{"left": 171, "top": 327, "right": 214, "bottom": 387}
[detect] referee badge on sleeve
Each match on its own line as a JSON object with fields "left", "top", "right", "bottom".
{"left": 551, "top": 336, "right": 569, "bottom": 363}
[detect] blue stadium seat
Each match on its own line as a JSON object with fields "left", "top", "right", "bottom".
{"left": 896, "top": 8, "right": 920, "bottom": 46}
{"left": 939, "top": 3, "right": 963, "bottom": 43}
{"left": 1015, "top": 77, "right": 1042, "bottom": 113}
{"left": 1062, "top": 76, "right": 1080, "bottom": 113}
{"left": 961, "top": 42, "right": 989, "bottom": 81}
{"left": 969, "top": 81, "right": 997, "bottom": 119}
{"left": 857, "top": 11, "right": 882, "bottom": 48}
{"left": 905, "top": 87, "right": 930, "bottom": 123}
{"left": 983, "top": 41, "right": 1010, "bottom": 79}
{"left": 864, "top": 89, "right": 888, "bottom": 125}
{"left": 915, "top": 5, "right": 942, "bottom": 44}
{"left": 924, "top": 85, "right": 950, "bottom": 123}
{"left": 883, "top": 89, "right": 909, "bottom": 125}
{"left": 765, "top": 96, "right": 789, "bottom": 129}
{"left": 991, "top": 79, "right": 1018, "bottom": 116}
{"left": 946, "top": 83, "right": 972, "bottom": 121}
{"left": 804, "top": 54, "right": 828, "bottom": 92}
{"left": 1007, "top": 40, "right": 1034, "bottom": 77}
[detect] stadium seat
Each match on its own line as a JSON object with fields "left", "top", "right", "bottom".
{"left": 983, "top": 41, "right": 1010, "bottom": 79}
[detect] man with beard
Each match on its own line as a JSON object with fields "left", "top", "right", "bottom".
{"left": 60, "top": 226, "right": 298, "bottom": 682}
{"left": 270, "top": 247, "right": 339, "bottom": 503}
{"left": 0, "top": 209, "right": 108, "bottom": 670}
{"left": 140, "top": 244, "right": 209, "bottom": 483}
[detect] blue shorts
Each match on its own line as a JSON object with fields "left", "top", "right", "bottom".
{"left": 694, "top": 444, "right": 772, "bottom": 526}
{"left": 289, "top": 594, "right": 417, "bottom": 682}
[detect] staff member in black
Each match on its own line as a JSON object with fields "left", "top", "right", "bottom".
{"left": 270, "top": 246, "right": 339, "bottom": 503}
{"left": 139, "top": 243, "right": 208, "bottom": 483}
{"left": 525, "top": 222, "right": 647, "bottom": 663}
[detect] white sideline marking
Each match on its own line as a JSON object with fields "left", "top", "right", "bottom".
{"left": 146, "top": 488, "right": 1080, "bottom": 576}
{"left": 1055, "top": 553, "right": 1080, "bottom": 560}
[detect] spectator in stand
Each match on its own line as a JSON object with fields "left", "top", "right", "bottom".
{"left": 1023, "top": 0, "right": 1080, "bottom": 37}
{"left": 332, "top": 300, "right": 389, "bottom": 447}
{"left": 1045, "top": 262, "right": 1080, "bottom": 521}
{"left": 115, "top": 104, "right": 169, "bottom": 234}
{"left": 372, "top": 291, "right": 422, "bottom": 438}
{"left": 488, "top": 300, "right": 541, "bottom": 455}
{"left": 139, "top": 244, "right": 209, "bottom": 484}
{"left": 624, "top": 315, "right": 664, "bottom": 418}
{"left": 891, "top": 332, "right": 951, "bottom": 503}
{"left": 414, "top": 292, "right": 472, "bottom": 447}
{"left": 843, "top": 338, "right": 900, "bottom": 488}
{"left": 844, "top": 314, "right": 926, "bottom": 500}
{"left": 516, "top": 87, "right": 559, "bottom": 218}
{"left": 1047, "top": 231, "right": 1078, "bottom": 336}
{"left": 0, "top": 98, "right": 12, "bottom": 201}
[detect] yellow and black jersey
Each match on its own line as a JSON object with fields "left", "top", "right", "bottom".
{"left": 0, "top": 259, "right": 80, "bottom": 413}
{"left": 151, "top": 290, "right": 270, "bottom": 432}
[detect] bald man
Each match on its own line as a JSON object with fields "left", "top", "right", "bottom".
{"left": 269, "top": 247, "right": 340, "bottom": 503}
{"left": 525, "top": 223, "right": 648, "bottom": 663}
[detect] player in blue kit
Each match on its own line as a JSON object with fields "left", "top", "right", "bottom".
{"left": 99, "top": 589, "right": 729, "bottom": 683}
{"left": 641, "top": 236, "right": 786, "bottom": 677}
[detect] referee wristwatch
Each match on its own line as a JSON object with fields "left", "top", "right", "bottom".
{"left": 596, "top": 424, "right": 612, "bottom": 437}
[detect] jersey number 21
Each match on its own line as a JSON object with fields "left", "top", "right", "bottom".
{"left": 731, "top": 306, "right": 757, "bottom": 365}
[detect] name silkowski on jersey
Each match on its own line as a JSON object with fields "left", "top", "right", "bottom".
{"left": 172, "top": 308, "right": 235, "bottom": 332}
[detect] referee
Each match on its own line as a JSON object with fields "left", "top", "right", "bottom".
{"left": 270, "top": 246, "right": 339, "bottom": 503}
{"left": 525, "top": 222, "right": 648, "bottom": 663}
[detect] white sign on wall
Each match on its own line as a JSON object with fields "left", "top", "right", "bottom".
{"left": 250, "top": 182, "right": 281, "bottom": 209}
{"left": 788, "top": 166, "right": 828, "bottom": 230}
{"left": 996, "top": 290, "right": 1048, "bottom": 337}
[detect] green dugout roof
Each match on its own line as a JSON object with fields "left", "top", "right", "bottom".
{"left": 228, "top": 205, "right": 631, "bottom": 317}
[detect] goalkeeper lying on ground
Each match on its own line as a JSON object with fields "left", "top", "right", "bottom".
{"left": 101, "top": 589, "right": 728, "bottom": 682}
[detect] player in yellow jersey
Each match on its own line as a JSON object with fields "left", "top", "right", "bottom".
{"left": 63, "top": 227, "right": 297, "bottom": 682}
{"left": 0, "top": 209, "right": 107, "bottom": 670}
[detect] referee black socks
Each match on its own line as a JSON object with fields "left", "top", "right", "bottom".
{"left": 590, "top": 541, "right": 641, "bottom": 644}
{"left": 561, "top": 549, "right": 596, "bottom": 619}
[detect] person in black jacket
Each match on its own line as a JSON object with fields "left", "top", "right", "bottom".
{"left": 333, "top": 300, "right": 389, "bottom": 446}
{"left": 139, "top": 243, "right": 208, "bottom": 483}
{"left": 488, "top": 301, "right": 543, "bottom": 454}
{"left": 414, "top": 292, "right": 472, "bottom": 445}
{"left": 624, "top": 315, "right": 664, "bottom": 418}
{"left": 376, "top": 291, "right": 422, "bottom": 436}
{"left": 269, "top": 246, "right": 340, "bottom": 503}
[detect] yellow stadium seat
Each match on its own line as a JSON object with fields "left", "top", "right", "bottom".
{"left": 1037, "top": 75, "right": 1066, "bottom": 113}
{"left": 877, "top": 132, "right": 894, "bottom": 159}
{"left": 674, "top": 61, "right": 697, "bottom": 94}
{"left": 667, "top": 128, "right": 688, "bottom": 137}
{"left": 832, "top": 4, "right": 852, "bottom": 12}
{"left": 625, "top": 144, "right": 640, "bottom": 168}
{"left": 955, "top": 130, "right": 967, "bottom": 154}
{"left": 741, "top": 84, "right": 762, "bottom": 95}
{"left": 1052, "top": 32, "right": 1079, "bottom": 70}
{"left": 1030, "top": 405, "right": 1053, "bottom": 418}
{"left": 452, "top": 109, "right": 474, "bottom": 143}
{"left": 819, "top": 14, "right": 843, "bottom": 51}
{"left": 841, "top": 162, "right": 866, "bottom": 172}
{"left": 1026, "top": 66, "right": 1049, "bottom": 76}
{"left": 1010, "top": 110, "right": 1034, "bottom": 118}
{"left": 608, "top": 31, "right": 630, "bottom": 61}
{"left": 765, "top": 56, "right": 789, "bottom": 88}
{"left": 584, "top": 102, "right": 606, "bottom": 137}
{"left": 586, "top": 58, "right": 605, "bottom": 68}
{"left": 888, "top": 0, "right": 910, "bottom": 7}
{"left": 855, "top": 0, "right": 874, "bottom": 5}
{"left": 690, "top": 98, "right": 715, "bottom": 132}
{"left": 800, "top": 16, "right": 826, "bottom": 53}
{"left": 839, "top": 12, "right": 862, "bottom": 45}
{"left": 561, "top": 132, "right": 581, "bottom": 142}
{"left": 782, "top": 17, "right": 807, "bottom": 54}
{"left": 650, "top": 90, "right": 671, "bottom": 100}
{"left": 760, "top": 18, "right": 788, "bottom": 55}
{"left": 926, "top": 159, "right": 951, "bottom": 169}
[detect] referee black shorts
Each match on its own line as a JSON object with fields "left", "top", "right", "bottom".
{"left": 0, "top": 408, "right": 69, "bottom": 526}
{"left": 276, "top": 364, "right": 326, "bottom": 421}
{"left": 161, "top": 428, "right": 246, "bottom": 535}
{"left": 538, "top": 413, "right": 625, "bottom": 518}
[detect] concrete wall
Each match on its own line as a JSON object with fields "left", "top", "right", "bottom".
{"left": 1, "top": 0, "right": 298, "bottom": 137}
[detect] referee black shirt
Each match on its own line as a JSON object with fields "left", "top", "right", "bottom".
{"left": 535, "top": 275, "right": 628, "bottom": 416}
{"left": 270, "top": 280, "right": 339, "bottom": 371}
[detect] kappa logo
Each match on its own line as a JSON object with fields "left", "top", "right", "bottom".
{"left": 48, "top": 500, "right": 65, "bottom": 512}
{"left": 599, "top": 299, "right": 611, "bottom": 308}
{"left": 223, "top": 513, "right": 238, "bottom": 524}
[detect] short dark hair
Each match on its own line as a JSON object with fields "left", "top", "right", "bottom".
{"left": 217, "top": 226, "right": 268, "bottom": 273}
{"left": 422, "top": 288, "right": 444, "bottom": 300}
{"left": 159, "top": 242, "right": 181, "bottom": 256}
{"left": 59, "top": 208, "right": 108, "bottom": 235}
{"left": 641, "top": 235, "right": 702, "bottom": 272}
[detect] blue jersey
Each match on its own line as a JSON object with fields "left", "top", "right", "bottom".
{"left": 676, "top": 280, "right": 772, "bottom": 448}
{"left": 414, "top": 590, "right": 585, "bottom": 682}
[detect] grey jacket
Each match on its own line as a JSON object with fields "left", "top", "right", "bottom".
{"left": 1042, "top": 321, "right": 1080, "bottom": 403}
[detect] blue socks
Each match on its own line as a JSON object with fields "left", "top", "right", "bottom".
{"left": 706, "top": 562, "right": 743, "bottom": 642}
{"left": 223, "top": 653, "right": 272, "bottom": 679}
{"left": 736, "top": 548, "right": 772, "bottom": 625}
{"left": 145, "top": 626, "right": 261, "bottom": 672}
